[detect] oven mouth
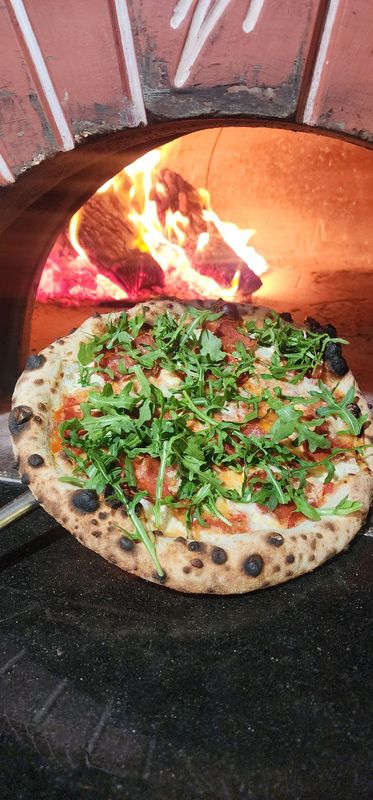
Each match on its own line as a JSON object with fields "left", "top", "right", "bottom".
{"left": 30, "top": 125, "right": 373, "bottom": 401}
{"left": 0, "top": 123, "right": 373, "bottom": 403}
{"left": 35, "top": 135, "right": 265, "bottom": 309}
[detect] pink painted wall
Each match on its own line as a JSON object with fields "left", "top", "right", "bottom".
{"left": 303, "top": 0, "right": 373, "bottom": 140}
{"left": 0, "top": 0, "right": 372, "bottom": 184}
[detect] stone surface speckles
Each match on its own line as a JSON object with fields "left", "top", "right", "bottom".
{"left": 0, "top": 483, "right": 372, "bottom": 799}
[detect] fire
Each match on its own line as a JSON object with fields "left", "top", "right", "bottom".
{"left": 69, "top": 210, "right": 86, "bottom": 260}
{"left": 37, "top": 143, "right": 267, "bottom": 305}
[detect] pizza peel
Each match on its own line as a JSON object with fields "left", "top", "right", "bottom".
{"left": 0, "top": 489, "right": 38, "bottom": 529}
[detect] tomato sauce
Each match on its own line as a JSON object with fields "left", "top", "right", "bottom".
{"left": 218, "top": 319, "right": 255, "bottom": 356}
{"left": 51, "top": 394, "right": 84, "bottom": 454}
{"left": 99, "top": 348, "right": 133, "bottom": 380}
{"left": 269, "top": 502, "right": 304, "bottom": 528}
{"left": 99, "top": 330, "right": 160, "bottom": 380}
{"left": 133, "top": 456, "right": 179, "bottom": 499}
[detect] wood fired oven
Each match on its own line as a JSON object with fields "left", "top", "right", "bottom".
{"left": 0, "top": 5, "right": 373, "bottom": 798}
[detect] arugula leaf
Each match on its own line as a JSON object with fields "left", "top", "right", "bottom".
{"left": 78, "top": 338, "right": 102, "bottom": 366}
{"left": 322, "top": 496, "right": 362, "bottom": 516}
{"left": 154, "top": 440, "right": 171, "bottom": 527}
{"left": 128, "top": 310, "right": 145, "bottom": 337}
{"left": 200, "top": 330, "right": 226, "bottom": 362}
{"left": 311, "top": 381, "right": 368, "bottom": 436}
{"left": 263, "top": 465, "right": 287, "bottom": 504}
{"left": 130, "top": 364, "right": 152, "bottom": 398}
{"left": 293, "top": 493, "right": 321, "bottom": 520}
{"left": 138, "top": 398, "right": 152, "bottom": 426}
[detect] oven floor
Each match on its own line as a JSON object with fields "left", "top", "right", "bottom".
{"left": 0, "top": 483, "right": 372, "bottom": 800}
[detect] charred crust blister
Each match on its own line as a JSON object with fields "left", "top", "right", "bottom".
{"left": 72, "top": 489, "right": 99, "bottom": 513}
{"left": 347, "top": 403, "right": 361, "bottom": 418}
{"left": 266, "top": 533, "right": 284, "bottom": 548}
{"left": 211, "top": 546, "right": 227, "bottom": 564}
{"left": 9, "top": 405, "right": 33, "bottom": 435}
{"left": 191, "top": 558, "right": 204, "bottom": 569}
{"left": 119, "top": 536, "right": 135, "bottom": 551}
{"left": 327, "top": 354, "right": 349, "bottom": 377}
{"left": 25, "top": 354, "right": 46, "bottom": 370}
{"left": 104, "top": 485, "right": 122, "bottom": 509}
{"left": 27, "top": 454, "right": 44, "bottom": 467}
{"left": 286, "top": 554, "right": 295, "bottom": 564}
{"left": 244, "top": 554, "right": 264, "bottom": 577}
{"left": 187, "top": 540, "right": 202, "bottom": 552}
{"left": 306, "top": 317, "right": 337, "bottom": 338}
{"left": 212, "top": 301, "right": 241, "bottom": 319}
{"left": 21, "top": 473, "right": 30, "bottom": 485}
{"left": 305, "top": 319, "right": 348, "bottom": 375}
{"left": 323, "top": 342, "right": 348, "bottom": 376}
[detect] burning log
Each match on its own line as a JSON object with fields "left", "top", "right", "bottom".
{"left": 76, "top": 187, "right": 164, "bottom": 297}
{"left": 192, "top": 237, "right": 262, "bottom": 294}
{"left": 150, "top": 168, "right": 206, "bottom": 242}
{"left": 58, "top": 159, "right": 263, "bottom": 304}
{"left": 97, "top": 252, "right": 165, "bottom": 297}
{"left": 151, "top": 168, "right": 262, "bottom": 296}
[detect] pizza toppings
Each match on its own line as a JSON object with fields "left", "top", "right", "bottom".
{"left": 55, "top": 306, "right": 368, "bottom": 576}
{"left": 133, "top": 456, "right": 180, "bottom": 499}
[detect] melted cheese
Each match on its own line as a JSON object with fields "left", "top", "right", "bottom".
{"left": 150, "top": 369, "right": 181, "bottom": 396}
{"left": 334, "top": 459, "right": 360, "bottom": 478}
{"left": 256, "top": 345, "right": 275, "bottom": 360}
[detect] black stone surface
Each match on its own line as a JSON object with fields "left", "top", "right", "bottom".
{"left": 0, "top": 483, "right": 372, "bottom": 800}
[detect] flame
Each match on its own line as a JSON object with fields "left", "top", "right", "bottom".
{"left": 37, "top": 142, "right": 267, "bottom": 305}
{"left": 69, "top": 209, "right": 87, "bottom": 260}
{"left": 203, "top": 209, "right": 267, "bottom": 277}
{"left": 196, "top": 231, "right": 209, "bottom": 252}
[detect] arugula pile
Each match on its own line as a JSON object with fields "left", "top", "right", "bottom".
{"left": 246, "top": 313, "right": 347, "bottom": 382}
{"left": 58, "top": 307, "right": 367, "bottom": 575}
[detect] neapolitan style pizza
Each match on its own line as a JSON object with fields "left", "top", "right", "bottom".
{"left": 9, "top": 300, "right": 373, "bottom": 593}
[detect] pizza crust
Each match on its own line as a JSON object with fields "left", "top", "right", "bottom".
{"left": 10, "top": 300, "right": 373, "bottom": 594}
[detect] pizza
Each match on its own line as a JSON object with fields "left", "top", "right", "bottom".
{"left": 9, "top": 299, "right": 373, "bottom": 594}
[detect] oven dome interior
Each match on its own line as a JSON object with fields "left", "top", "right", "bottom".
{"left": 32, "top": 126, "right": 373, "bottom": 395}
